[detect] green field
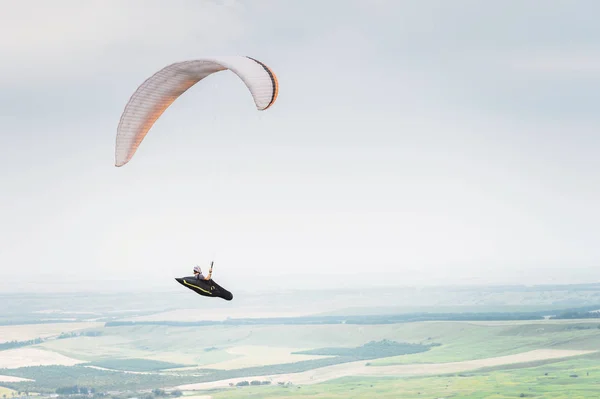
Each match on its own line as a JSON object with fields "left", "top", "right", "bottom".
{"left": 6, "top": 319, "right": 600, "bottom": 393}
{"left": 37, "top": 325, "right": 238, "bottom": 366}
{"left": 4, "top": 288, "right": 600, "bottom": 397}
{"left": 19, "top": 320, "right": 600, "bottom": 374}
{"left": 207, "top": 354, "right": 600, "bottom": 398}
{"left": 0, "top": 365, "right": 197, "bottom": 393}
{"left": 372, "top": 321, "right": 600, "bottom": 366}
{"left": 37, "top": 323, "right": 437, "bottom": 367}
{"left": 0, "top": 386, "right": 16, "bottom": 397}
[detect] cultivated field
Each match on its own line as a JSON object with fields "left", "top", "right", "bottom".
{"left": 0, "top": 385, "right": 17, "bottom": 397}
{"left": 39, "top": 323, "right": 417, "bottom": 366}
{"left": 4, "top": 287, "right": 600, "bottom": 398}
{"left": 371, "top": 320, "right": 600, "bottom": 365}
{"left": 0, "top": 348, "right": 84, "bottom": 369}
{"left": 178, "top": 348, "right": 594, "bottom": 390}
{"left": 206, "top": 354, "right": 600, "bottom": 398}
{"left": 24, "top": 319, "right": 600, "bottom": 374}
{"left": 0, "top": 323, "right": 103, "bottom": 344}
{"left": 204, "top": 346, "right": 333, "bottom": 370}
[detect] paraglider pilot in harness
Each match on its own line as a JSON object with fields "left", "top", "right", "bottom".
{"left": 193, "top": 261, "right": 216, "bottom": 292}
{"left": 193, "top": 262, "right": 213, "bottom": 281}
{"left": 176, "top": 261, "right": 233, "bottom": 301}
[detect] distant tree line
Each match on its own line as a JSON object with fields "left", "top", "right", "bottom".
{"left": 233, "top": 380, "right": 272, "bottom": 387}
{"left": 104, "top": 312, "right": 545, "bottom": 328}
{"left": 0, "top": 330, "right": 102, "bottom": 351}
{"left": 55, "top": 386, "right": 97, "bottom": 395}
{"left": 58, "top": 331, "right": 103, "bottom": 339}
{"left": 0, "top": 338, "right": 43, "bottom": 351}
{"left": 553, "top": 312, "right": 600, "bottom": 319}
{"left": 104, "top": 304, "right": 600, "bottom": 328}
{"left": 137, "top": 389, "right": 184, "bottom": 399}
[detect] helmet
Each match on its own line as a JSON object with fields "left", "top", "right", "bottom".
{"left": 193, "top": 265, "right": 202, "bottom": 274}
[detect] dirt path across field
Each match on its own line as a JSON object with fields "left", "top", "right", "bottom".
{"left": 178, "top": 349, "right": 595, "bottom": 390}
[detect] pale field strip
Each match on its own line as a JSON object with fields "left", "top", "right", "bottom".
{"left": 202, "top": 346, "right": 334, "bottom": 370}
{"left": 0, "top": 347, "right": 84, "bottom": 369}
{"left": 177, "top": 349, "right": 596, "bottom": 390}
{"left": 33, "top": 310, "right": 99, "bottom": 315}
{"left": 83, "top": 366, "right": 208, "bottom": 378}
{"left": 0, "top": 322, "right": 103, "bottom": 343}
{"left": 84, "top": 366, "right": 155, "bottom": 375}
{"left": 0, "top": 375, "right": 33, "bottom": 382}
{"left": 82, "top": 365, "right": 195, "bottom": 376}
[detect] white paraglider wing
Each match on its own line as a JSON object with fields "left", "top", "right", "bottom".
{"left": 115, "top": 56, "right": 279, "bottom": 167}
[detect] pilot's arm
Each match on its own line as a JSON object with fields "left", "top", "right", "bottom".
{"left": 204, "top": 263, "right": 213, "bottom": 280}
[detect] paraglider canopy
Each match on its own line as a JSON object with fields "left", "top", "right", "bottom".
{"left": 115, "top": 56, "right": 279, "bottom": 167}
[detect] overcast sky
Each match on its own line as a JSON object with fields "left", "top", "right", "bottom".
{"left": 1, "top": 0, "right": 599, "bottom": 293}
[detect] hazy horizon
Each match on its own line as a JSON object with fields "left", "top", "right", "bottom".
{"left": 1, "top": 0, "right": 599, "bottom": 294}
